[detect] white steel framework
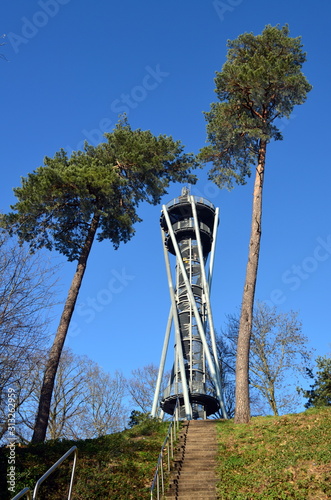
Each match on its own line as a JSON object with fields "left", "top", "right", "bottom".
{"left": 151, "top": 189, "right": 227, "bottom": 420}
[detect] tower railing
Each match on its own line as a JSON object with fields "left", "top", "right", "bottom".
{"left": 165, "top": 195, "right": 215, "bottom": 210}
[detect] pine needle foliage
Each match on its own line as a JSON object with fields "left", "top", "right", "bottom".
{"left": 199, "top": 24, "right": 312, "bottom": 189}
{"left": 301, "top": 356, "right": 331, "bottom": 408}
{"left": 3, "top": 117, "right": 198, "bottom": 261}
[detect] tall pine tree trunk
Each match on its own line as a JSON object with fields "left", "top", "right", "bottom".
{"left": 32, "top": 214, "right": 100, "bottom": 443}
{"left": 234, "top": 140, "right": 266, "bottom": 424}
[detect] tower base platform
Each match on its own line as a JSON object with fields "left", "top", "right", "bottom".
{"left": 161, "top": 393, "right": 220, "bottom": 418}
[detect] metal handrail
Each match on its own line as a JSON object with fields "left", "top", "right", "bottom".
{"left": 150, "top": 400, "right": 180, "bottom": 500}
{"left": 11, "top": 488, "right": 32, "bottom": 500}
{"left": 12, "top": 446, "right": 77, "bottom": 500}
{"left": 33, "top": 446, "right": 77, "bottom": 499}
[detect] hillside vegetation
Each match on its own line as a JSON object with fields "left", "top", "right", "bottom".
{"left": 0, "top": 419, "right": 168, "bottom": 500}
{"left": 215, "top": 407, "right": 331, "bottom": 499}
{"left": 1, "top": 408, "right": 330, "bottom": 499}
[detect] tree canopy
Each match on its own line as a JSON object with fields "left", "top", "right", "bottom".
{"left": 199, "top": 24, "right": 312, "bottom": 188}
{"left": 3, "top": 117, "right": 198, "bottom": 260}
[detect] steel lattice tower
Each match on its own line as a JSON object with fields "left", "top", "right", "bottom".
{"left": 151, "top": 188, "right": 227, "bottom": 420}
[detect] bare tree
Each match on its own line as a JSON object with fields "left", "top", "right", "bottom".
{"left": 0, "top": 233, "right": 58, "bottom": 439}
{"left": 1, "top": 353, "right": 44, "bottom": 444}
{"left": 220, "top": 302, "right": 313, "bottom": 416}
{"left": 211, "top": 335, "right": 263, "bottom": 418}
{"left": 78, "top": 364, "right": 127, "bottom": 438}
{"left": 45, "top": 351, "right": 127, "bottom": 440}
{"left": 45, "top": 350, "right": 88, "bottom": 440}
{"left": 127, "top": 364, "right": 169, "bottom": 414}
{"left": 11, "top": 349, "right": 127, "bottom": 441}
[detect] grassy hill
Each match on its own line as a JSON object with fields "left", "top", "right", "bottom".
{"left": 0, "top": 418, "right": 169, "bottom": 500}
{"left": 215, "top": 407, "right": 331, "bottom": 499}
{"left": 1, "top": 407, "right": 330, "bottom": 499}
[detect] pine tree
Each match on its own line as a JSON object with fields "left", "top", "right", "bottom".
{"left": 2, "top": 117, "right": 198, "bottom": 442}
{"left": 199, "top": 25, "right": 312, "bottom": 422}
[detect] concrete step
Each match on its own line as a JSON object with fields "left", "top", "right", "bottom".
{"left": 180, "top": 452, "right": 217, "bottom": 456}
{"left": 179, "top": 465, "right": 216, "bottom": 471}
{"left": 171, "top": 482, "right": 217, "bottom": 489}
{"left": 165, "top": 496, "right": 216, "bottom": 500}
{"left": 165, "top": 496, "right": 216, "bottom": 499}
{"left": 173, "top": 467, "right": 215, "bottom": 474}
{"left": 178, "top": 470, "right": 215, "bottom": 476}
{"left": 167, "top": 489, "right": 217, "bottom": 497}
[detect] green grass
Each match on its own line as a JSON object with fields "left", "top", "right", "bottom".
{"left": 1, "top": 408, "right": 330, "bottom": 499}
{"left": 0, "top": 419, "right": 169, "bottom": 500}
{"left": 215, "top": 407, "right": 331, "bottom": 499}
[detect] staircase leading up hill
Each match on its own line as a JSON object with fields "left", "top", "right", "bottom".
{"left": 165, "top": 419, "right": 219, "bottom": 500}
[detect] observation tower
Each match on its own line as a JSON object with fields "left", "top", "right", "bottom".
{"left": 151, "top": 188, "right": 227, "bottom": 420}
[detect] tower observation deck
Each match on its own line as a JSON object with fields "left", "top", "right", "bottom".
{"left": 151, "top": 188, "right": 227, "bottom": 420}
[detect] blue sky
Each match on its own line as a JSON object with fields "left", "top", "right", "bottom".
{"left": 1, "top": 0, "right": 330, "bottom": 411}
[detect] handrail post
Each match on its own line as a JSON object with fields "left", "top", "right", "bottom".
{"left": 160, "top": 450, "right": 164, "bottom": 495}
{"left": 156, "top": 472, "right": 159, "bottom": 500}
{"left": 170, "top": 425, "right": 173, "bottom": 460}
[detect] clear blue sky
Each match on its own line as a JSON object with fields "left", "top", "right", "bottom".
{"left": 1, "top": 1, "right": 330, "bottom": 409}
